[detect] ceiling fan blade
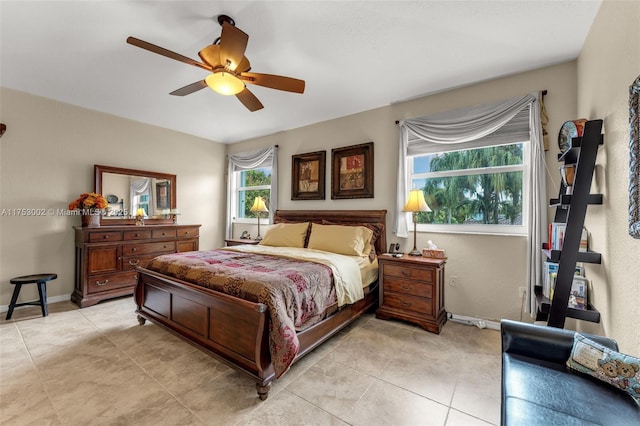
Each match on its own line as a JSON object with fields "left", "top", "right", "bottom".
{"left": 170, "top": 80, "right": 208, "bottom": 96}
{"left": 127, "top": 36, "right": 211, "bottom": 71}
{"left": 218, "top": 23, "right": 249, "bottom": 71}
{"left": 240, "top": 72, "right": 305, "bottom": 94}
{"left": 198, "top": 45, "right": 221, "bottom": 68}
{"left": 236, "top": 88, "right": 264, "bottom": 112}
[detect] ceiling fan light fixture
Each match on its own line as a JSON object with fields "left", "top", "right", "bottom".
{"left": 205, "top": 72, "right": 245, "bottom": 96}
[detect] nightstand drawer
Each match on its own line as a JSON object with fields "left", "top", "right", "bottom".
{"left": 383, "top": 264, "right": 433, "bottom": 283}
{"left": 383, "top": 292, "right": 432, "bottom": 315}
{"left": 383, "top": 276, "right": 432, "bottom": 299}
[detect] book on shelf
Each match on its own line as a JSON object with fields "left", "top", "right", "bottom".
{"left": 542, "top": 261, "right": 585, "bottom": 299}
{"left": 550, "top": 223, "right": 566, "bottom": 250}
{"left": 579, "top": 227, "right": 589, "bottom": 252}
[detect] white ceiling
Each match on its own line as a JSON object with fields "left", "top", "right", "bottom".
{"left": 1, "top": 1, "right": 602, "bottom": 144}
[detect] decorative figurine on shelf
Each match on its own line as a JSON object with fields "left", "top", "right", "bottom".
{"left": 240, "top": 230, "right": 251, "bottom": 239}
{"left": 170, "top": 208, "right": 181, "bottom": 224}
{"left": 135, "top": 208, "right": 145, "bottom": 226}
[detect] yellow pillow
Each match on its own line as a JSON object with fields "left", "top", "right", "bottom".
{"left": 307, "top": 223, "right": 373, "bottom": 256}
{"left": 258, "top": 222, "right": 310, "bottom": 248}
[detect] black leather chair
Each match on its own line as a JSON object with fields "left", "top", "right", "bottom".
{"left": 501, "top": 319, "right": 640, "bottom": 425}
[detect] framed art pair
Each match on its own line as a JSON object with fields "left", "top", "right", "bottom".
{"left": 291, "top": 142, "right": 374, "bottom": 200}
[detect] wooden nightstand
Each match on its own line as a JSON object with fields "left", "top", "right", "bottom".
{"left": 376, "top": 254, "right": 446, "bottom": 334}
{"left": 225, "top": 238, "right": 261, "bottom": 247}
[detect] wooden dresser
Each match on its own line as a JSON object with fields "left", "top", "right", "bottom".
{"left": 73, "top": 224, "right": 200, "bottom": 308}
{"left": 375, "top": 254, "right": 446, "bottom": 334}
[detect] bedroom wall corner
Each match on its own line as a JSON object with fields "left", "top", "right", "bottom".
{"left": 0, "top": 88, "right": 226, "bottom": 307}
{"left": 574, "top": 0, "right": 640, "bottom": 353}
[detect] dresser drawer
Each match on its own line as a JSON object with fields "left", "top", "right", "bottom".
{"left": 383, "top": 264, "right": 433, "bottom": 283}
{"left": 383, "top": 292, "right": 432, "bottom": 315}
{"left": 152, "top": 229, "right": 177, "bottom": 239}
{"left": 89, "top": 231, "right": 122, "bottom": 243}
{"left": 383, "top": 276, "right": 432, "bottom": 299}
{"left": 123, "top": 230, "right": 153, "bottom": 240}
{"left": 122, "top": 241, "right": 175, "bottom": 255}
{"left": 122, "top": 255, "right": 157, "bottom": 271}
{"left": 177, "top": 227, "right": 199, "bottom": 238}
{"left": 87, "top": 271, "right": 137, "bottom": 294}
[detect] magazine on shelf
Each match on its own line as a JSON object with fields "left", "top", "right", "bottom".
{"left": 568, "top": 277, "right": 589, "bottom": 310}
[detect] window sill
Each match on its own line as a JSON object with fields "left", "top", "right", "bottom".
{"left": 416, "top": 224, "right": 527, "bottom": 237}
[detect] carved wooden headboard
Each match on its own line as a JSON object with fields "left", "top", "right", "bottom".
{"left": 273, "top": 210, "right": 387, "bottom": 255}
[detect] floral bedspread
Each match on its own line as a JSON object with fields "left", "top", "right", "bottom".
{"left": 145, "top": 249, "right": 337, "bottom": 377}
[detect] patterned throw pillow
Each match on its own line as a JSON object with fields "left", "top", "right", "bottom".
{"left": 567, "top": 333, "right": 640, "bottom": 402}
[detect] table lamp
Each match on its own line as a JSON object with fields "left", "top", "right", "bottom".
{"left": 250, "top": 196, "right": 269, "bottom": 240}
{"left": 135, "top": 208, "right": 145, "bottom": 226}
{"left": 403, "top": 189, "right": 431, "bottom": 256}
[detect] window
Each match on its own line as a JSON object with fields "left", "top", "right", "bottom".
{"left": 232, "top": 167, "right": 272, "bottom": 221}
{"left": 408, "top": 141, "right": 529, "bottom": 235}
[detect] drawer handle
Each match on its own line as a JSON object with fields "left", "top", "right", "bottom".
{"left": 129, "top": 260, "right": 140, "bottom": 266}
{"left": 184, "top": 231, "right": 190, "bottom": 235}
{"left": 161, "top": 232, "right": 166, "bottom": 236}
{"left": 96, "top": 279, "right": 109, "bottom": 287}
{"left": 131, "top": 248, "right": 137, "bottom": 252}
{"left": 400, "top": 284, "right": 413, "bottom": 292}
{"left": 163, "top": 245, "right": 168, "bottom": 249}
{"left": 103, "top": 235, "right": 109, "bottom": 239}
{"left": 400, "top": 299, "right": 412, "bottom": 307}
{"left": 135, "top": 233, "right": 140, "bottom": 237}
{"left": 400, "top": 270, "right": 412, "bottom": 277}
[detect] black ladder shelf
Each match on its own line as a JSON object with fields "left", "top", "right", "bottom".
{"left": 536, "top": 119, "right": 603, "bottom": 328}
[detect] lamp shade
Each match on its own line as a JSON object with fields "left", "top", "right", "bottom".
{"left": 250, "top": 196, "right": 269, "bottom": 213}
{"left": 136, "top": 208, "right": 146, "bottom": 217}
{"left": 403, "top": 189, "right": 431, "bottom": 213}
{"left": 205, "top": 72, "right": 245, "bottom": 96}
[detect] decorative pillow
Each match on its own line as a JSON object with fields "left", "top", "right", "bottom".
{"left": 307, "top": 223, "right": 373, "bottom": 257}
{"left": 258, "top": 222, "right": 310, "bottom": 248}
{"left": 566, "top": 333, "right": 640, "bottom": 401}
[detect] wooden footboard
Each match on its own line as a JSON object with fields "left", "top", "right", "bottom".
{"left": 135, "top": 267, "right": 378, "bottom": 400}
{"left": 134, "top": 209, "right": 386, "bottom": 400}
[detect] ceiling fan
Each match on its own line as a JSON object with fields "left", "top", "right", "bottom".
{"left": 126, "top": 15, "right": 305, "bottom": 112}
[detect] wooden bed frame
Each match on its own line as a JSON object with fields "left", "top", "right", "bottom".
{"left": 134, "top": 209, "right": 387, "bottom": 400}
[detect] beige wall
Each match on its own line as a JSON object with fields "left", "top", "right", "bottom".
{"left": 574, "top": 0, "right": 640, "bottom": 353}
{"left": 228, "top": 62, "right": 578, "bottom": 322}
{"left": 0, "top": 88, "right": 227, "bottom": 306}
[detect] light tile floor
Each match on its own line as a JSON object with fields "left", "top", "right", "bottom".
{"left": 0, "top": 297, "right": 501, "bottom": 425}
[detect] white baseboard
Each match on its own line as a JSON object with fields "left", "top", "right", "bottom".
{"left": 447, "top": 312, "right": 501, "bottom": 330}
{"left": 0, "top": 294, "right": 72, "bottom": 314}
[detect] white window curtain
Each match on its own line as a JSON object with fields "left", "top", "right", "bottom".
{"left": 226, "top": 146, "right": 278, "bottom": 239}
{"left": 395, "top": 93, "right": 546, "bottom": 313}
{"left": 130, "top": 177, "right": 152, "bottom": 216}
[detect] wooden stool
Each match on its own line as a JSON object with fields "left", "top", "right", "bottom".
{"left": 6, "top": 274, "right": 57, "bottom": 320}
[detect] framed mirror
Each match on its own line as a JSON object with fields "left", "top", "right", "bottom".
{"left": 630, "top": 75, "right": 640, "bottom": 239}
{"left": 94, "top": 165, "right": 177, "bottom": 225}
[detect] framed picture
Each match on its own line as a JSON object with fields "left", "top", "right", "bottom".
{"left": 291, "top": 151, "right": 326, "bottom": 200}
{"left": 331, "top": 142, "right": 374, "bottom": 199}
{"left": 156, "top": 181, "right": 171, "bottom": 210}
